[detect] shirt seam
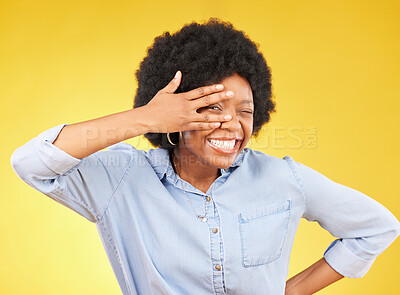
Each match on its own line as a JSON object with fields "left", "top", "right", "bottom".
{"left": 50, "top": 183, "right": 99, "bottom": 222}
{"left": 283, "top": 157, "right": 307, "bottom": 216}
{"left": 97, "top": 217, "right": 133, "bottom": 294}
{"left": 96, "top": 152, "right": 134, "bottom": 223}
{"left": 34, "top": 149, "right": 98, "bottom": 221}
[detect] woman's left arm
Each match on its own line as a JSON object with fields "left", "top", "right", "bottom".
{"left": 284, "top": 156, "right": 400, "bottom": 292}
{"left": 285, "top": 257, "right": 344, "bottom": 295}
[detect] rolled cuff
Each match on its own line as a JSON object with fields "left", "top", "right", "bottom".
{"left": 35, "top": 123, "right": 82, "bottom": 175}
{"left": 323, "top": 238, "right": 375, "bottom": 278}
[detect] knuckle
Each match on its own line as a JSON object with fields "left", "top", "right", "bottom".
{"left": 203, "top": 95, "right": 211, "bottom": 104}
{"left": 203, "top": 114, "right": 209, "bottom": 121}
{"left": 197, "top": 87, "right": 205, "bottom": 95}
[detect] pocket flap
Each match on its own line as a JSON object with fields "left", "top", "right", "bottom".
{"left": 239, "top": 199, "right": 291, "bottom": 223}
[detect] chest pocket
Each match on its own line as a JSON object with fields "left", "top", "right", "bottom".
{"left": 238, "top": 199, "right": 291, "bottom": 267}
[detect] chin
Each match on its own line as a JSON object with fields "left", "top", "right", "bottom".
{"left": 206, "top": 153, "right": 239, "bottom": 170}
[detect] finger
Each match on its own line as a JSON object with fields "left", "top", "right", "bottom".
{"left": 193, "top": 113, "right": 232, "bottom": 123}
{"left": 161, "top": 70, "right": 182, "bottom": 94}
{"left": 183, "top": 83, "right": 224, "bottom": 100}
{"left": 192, "top": 90, "right": 234, "bottom": 109}
{"left": 185, "top": 122, "right": 222, "bottom": 130}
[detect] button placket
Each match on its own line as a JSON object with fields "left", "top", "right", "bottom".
{"left": 206, "top": 198, "right": 226, "bottom": 294}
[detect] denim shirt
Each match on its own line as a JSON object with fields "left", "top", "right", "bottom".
{"left": 11, "top": 123, "right": 400, "bottom": 295}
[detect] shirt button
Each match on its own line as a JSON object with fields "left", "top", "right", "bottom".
{"left": 212, "top": 228, "right": 218, "bottom": 234}
{"left": 215, "top": 264, "right": 221, "bottom": 271}
{"left": 206, "top": 196, "right": 211, "bottom": 202}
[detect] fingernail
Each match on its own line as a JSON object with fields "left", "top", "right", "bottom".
{"left": 174, "top": 71, "right": 180, "bottom": 79}
{"left": 214, "top": 122, "right": 221, "bottom": 127}
{"left": 226, "top": 91, "right": 234, "bottom": 96}
{"left": 224, "top": 115, "right": 232, "bottom": 120}
{"left": 216, "top": 84, "right": 223, "bottom": 90}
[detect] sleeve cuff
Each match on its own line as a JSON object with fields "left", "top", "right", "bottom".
{"left": 323, "top": 238, "right": 375, "bottom": 278}
{"left": 35, "top": 123, "right": 82, "bottom": 175}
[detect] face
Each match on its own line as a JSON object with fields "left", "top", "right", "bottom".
{"left": 177, "top": 72, "right": 254, "bottom": 169}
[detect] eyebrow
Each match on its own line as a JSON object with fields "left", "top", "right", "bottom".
{"left": 214, "top": 99, "right": 254, "bottom": 108}
{"left": 240, "top": 99, "right": 254, "bottom": 105}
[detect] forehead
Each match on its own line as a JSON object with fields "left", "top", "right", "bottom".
{"left": 221, "top": 73, "right": 253, "bottom": 96}
{"left": 220, "top": 73, "right": 253, "bottom": 103}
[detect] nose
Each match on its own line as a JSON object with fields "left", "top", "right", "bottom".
{"left": 220, "top": 112, "right": 241, "bottom": 131}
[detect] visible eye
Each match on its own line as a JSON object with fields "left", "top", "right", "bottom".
{"left": 207, "top": 105, "right": 221, "bottom": 111}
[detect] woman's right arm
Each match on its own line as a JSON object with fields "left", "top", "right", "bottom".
{"left": 10, "top": 70, "right": 234, "bottom": 222}
{"left": 10, "top": 120, "right": 141, "bottom": 223}
{"left": 52, "top": 70, "right": 233, "bottom": 160}
{"left": 52, "top": 107, "right": 154, "bottom": 160}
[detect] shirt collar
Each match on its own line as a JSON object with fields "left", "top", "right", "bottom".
{"left": 147, "top": 147, "right": 249, "bottom": 180}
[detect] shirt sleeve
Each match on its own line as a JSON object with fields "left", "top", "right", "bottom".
{"left": 10, "top": 123, "right": 134, "bottom": 223}
{"left": 283, "top": 155, "right": 400, "bottom": 278}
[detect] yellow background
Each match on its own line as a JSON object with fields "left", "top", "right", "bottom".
{"left": 2, "top": 0, "right": 400, "bottom": 294}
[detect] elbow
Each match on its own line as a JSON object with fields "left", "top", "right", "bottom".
{"left": 10, "top": 147, "right": 24, "bottom": 179}
{"left": 390, "top": 218, "right": 400, "bottom": 241}
{"left": 385, "top": 209, "right": 400, "bottom": 242}
{"left": 10, "top": 146, "right": 35, "bottom": 184}
{"left": 373, "top": 207, "right": 400, "bottom": 248}
{"left": 378, "top": 215, "right": 400, "bottom": 250}
{"left": 350, "top": 214, "right": 400, "bottom": 260}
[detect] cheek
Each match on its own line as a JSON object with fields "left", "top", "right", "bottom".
{"left": 243, "top": 117, "right": 253, "bottom": 134}
{"left": 183, "top": 131, "right": 209, "bottom": 149}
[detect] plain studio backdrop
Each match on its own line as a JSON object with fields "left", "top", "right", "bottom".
{"left": 1, "top": 0, "right": 399, "bottom": 294}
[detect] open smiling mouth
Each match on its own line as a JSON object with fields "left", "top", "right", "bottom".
{"left": 206, "top": 138, "right": 242, "bottom": 154}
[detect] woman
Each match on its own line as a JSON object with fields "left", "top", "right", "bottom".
{"left": 11, "top": 18, "right": 400, "bottom": 295}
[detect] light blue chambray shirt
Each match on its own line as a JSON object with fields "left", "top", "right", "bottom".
{"left": 11, "top": 123, "right": 400, "bottom": 295}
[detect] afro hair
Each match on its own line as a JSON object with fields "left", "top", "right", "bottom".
{"left": 133, "top": 17, "right": 276, "bottom": 150}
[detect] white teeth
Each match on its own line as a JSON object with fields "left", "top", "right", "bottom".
{"left": 209, "top": 139, "right": 236, "bottom": 150}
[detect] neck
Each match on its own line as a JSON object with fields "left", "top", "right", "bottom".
{"left": 170, "top": 147, "right": 221, "bottom": 194}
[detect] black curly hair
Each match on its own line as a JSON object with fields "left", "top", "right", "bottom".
{"left": 133, "top": 17, "right": 276, "bottom": 150}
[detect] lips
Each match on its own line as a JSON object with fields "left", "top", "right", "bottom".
{"left": 206, "top": 138, "right": 242, "bottom": 154}
{"left": 207, "top": 137, "right": 242, "bottom": 141}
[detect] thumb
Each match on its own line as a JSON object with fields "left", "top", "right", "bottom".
{"left": 163, "top": 70, "right": 182, "bottom": 94}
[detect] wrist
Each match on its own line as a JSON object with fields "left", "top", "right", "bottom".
{"left": 135, "top": 105, "right": 159, "bottom": 134}
{"left": 285, "top": 280, "right": 303, "bottom": 295}
{"left": 125, "top": 106, "right": 156, "bottom": 137}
